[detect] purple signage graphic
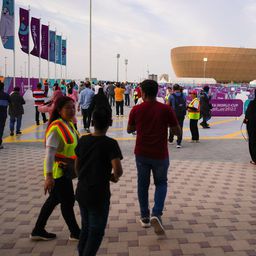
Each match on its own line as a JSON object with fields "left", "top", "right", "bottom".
{"left": 18, "top": 8, "right": 29, "bottom": 53}
{"left": 211, "top": 99, "right": 243, "bottom": 117}
{"left": 216, "top": 93, "right": 226, "bottom": 100}
{"left": 6, "top": 77, "right": 39, "bottom": 96}
{"left": 30, "top": 17, "right": 40, "bottom": 57}
{"left": 41, "top": 24, "right": 49, "bottom": 60}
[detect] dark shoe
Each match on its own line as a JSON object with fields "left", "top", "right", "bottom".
{"left": 10, "top": 131, "right": 14, "bottom": 136}
{"left": 150, "top": 216, "right": 165, "bottom": 235}
{"left": 30, "top": 229, "right": 57, "bottom": 241}
{"left": 16, "top": 131, "right": 22, "bottom": 135}
{"left": 43, "top": 119, "right": 48, "bottom": 124}
{"left": 36, "top": 121, "right": 40, "bottom": 126}
{"left": 69, "top": 233, "right": 80, "bottom": 241}
{"left": 250, "top": 161, "right": 256, "bottom": 165}
{"left": 139, "top": 217, "right": 151, "bottom": 228}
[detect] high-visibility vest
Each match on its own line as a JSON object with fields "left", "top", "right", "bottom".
{"left": 44, "top": 118, "right": 79, "bottom": 179}
{"left": 188, "top": 98, "right": 200, "bottom": 120}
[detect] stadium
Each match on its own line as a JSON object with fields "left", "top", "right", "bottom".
{"left": 171, "top": 46, "right": 256, "bottom": 83}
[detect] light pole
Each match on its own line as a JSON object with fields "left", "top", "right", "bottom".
{"left": 4, "top": 57, "right": 7, "bottom": 77}
{"left": 24, "top": 61, "right": 27, "bottom": 78}
{"left": 125, "top": 59, "right": 128, "bottom": 82}
{"left": 116, "top": 53, "right": 120, "bottom": 82}
{"left": 89, "top": 0, "right": 92, "bottom": 81}
{"left": 203, "top": 57, "right": 208, "bottom": 83}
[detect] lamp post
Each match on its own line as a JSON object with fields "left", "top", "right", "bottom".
{"left": 89, "top": 0, "right": 92, "bottom": 81}
{"left": 116, "top": 53, "right": 120, "bottom": 82}
{"left": 125, "top": 59, "right": 128, "bottom": 82}
{"left": 203, "top": 57, "right": 208, "bottom": 83}
{"left": 4, "top": 57, "right": 7, "bottom": 77}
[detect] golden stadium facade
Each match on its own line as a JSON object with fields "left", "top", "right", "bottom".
{"left": 171, "top": 46, "right": 256, "bottom": 83}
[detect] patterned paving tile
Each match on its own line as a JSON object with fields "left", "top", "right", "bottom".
{"left": 0, "top": 144, "right": 256, "bottom": 256}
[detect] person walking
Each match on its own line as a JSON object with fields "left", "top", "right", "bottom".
{"left": 44, "top": 79, "right": 49, "bottom": 97}
{"left": 244, "top": 89, "right": 256, "bottom": 165}
{"left": 124, "top": 83, "right": 131, "bottom": 106}
{"left": 30, "top": 96, "right": 80, "bottom": 241}
{"left": 114, "top": 83, "right": 125, "bottom": 117}
{"left": 8, "top": 87, "right": 26, "bottom": 136}
{"left": 167, "top": 84, "right": 186, "bottom": 148}
{"left": 127, "top": 79, "right": 181, "bottom": 235}
{"left": 33, "top": 83, "right": 48, "bottom": 125}
{"left": 188, "top": 90, "right": 200, "bottom": 142}
{"left": 90, "top": 88, "right": 112, "bottom": 115}
{"left": 75, "top": 108, "right": 123, "bottom": 256}
{"left": 199, "top": 85, "right": 212, "bottom": 128}
{"left": 78, "top": 81, "right": 94, "bottom": 133}
{"left": 0, "top": 81, "right": 10, "bottom": 149}
{"left": 107, "top": 82, "right": 115, "bottom": 107}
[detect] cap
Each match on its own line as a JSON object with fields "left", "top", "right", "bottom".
{"left": 190, "top": 90, "right": 197, "bottom": 95}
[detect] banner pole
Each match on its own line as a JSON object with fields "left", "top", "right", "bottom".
{"left": 28, "top": 6, "right": 31, "bottom": 90}
{"left": 39, "top": 18, "right": 41, "bottom": 83}
{"left": 13, "top": 0, "right": 16, "bottom": 87}
{"left": 54, "top": 28, "right": 56, "bottom": 82}
{"left": 60, "top": 34, "right": 62, "bottom": 81}
{"left": 48, "top": 22, "right": 50, "bottom": 82}
{"left": 66, "top": 37, "right": 67, "bottom": 79}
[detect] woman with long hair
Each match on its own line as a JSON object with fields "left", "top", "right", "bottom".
{"left": 30, "top": 96, "right": 80, "bottom": 241}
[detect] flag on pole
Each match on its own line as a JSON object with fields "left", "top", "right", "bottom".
{"left": 41, "top": 24, "right": 49, "bottom": 60}
{"left": 0, "top": 0, "right": 14, "bottom": 49}
{"left": 30, "top": 17, "right": 40, "bottom": 57}
{"left": 18, "top": 8, "right": 29, "bottom": 53}
{"left": 61, "top": 39, "right": 66, "bottom": 66}
{"left": 49, "top": 30, "right": 55, "bottom": 63}
{"left": 55, "top": 35, "right": 62, "bottom": 64}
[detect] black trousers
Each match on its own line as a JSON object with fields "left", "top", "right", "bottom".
{"left": 35, "top": 106, "right": 47, "bottom": 123}
{"left": 0, "top": 113, "right": 7, "bottom": 145}
{"left": 82, "top": 108, "right": 92, "bottom": 129}
{"left": 33, "top": 176, "right": 80, "bottom": 236}
{"left": 116, "top": 101, "right": 124, "bottom": 115}
{"left": 169, "top": 116, "right": 185, "bottom": 145}
{"left": 125, "top": 94, "right": 130, "bottom": 106}
{"left": 108, "top": 95, "right": 115, "bottom": 107}
{"left": 247, "top": 121, "right": 256, "bottom": 163}
{"left": 190, "top": 119, "right": 199, "bottom": 141}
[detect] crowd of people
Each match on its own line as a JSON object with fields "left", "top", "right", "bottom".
{"left": 0, "top": 78, "right": 256, "bottom": 255}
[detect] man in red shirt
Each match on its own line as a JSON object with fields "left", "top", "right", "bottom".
{"left": 127, "top": 79, "right": 181, "bottom": 235}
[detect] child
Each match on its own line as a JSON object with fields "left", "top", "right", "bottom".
{"left": 75, "top": 107, "right": 123, "bottom": 256}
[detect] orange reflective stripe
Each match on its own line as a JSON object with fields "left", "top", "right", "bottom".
{"left": 55, "top": 153, "right": 77, "bottom": 160}
{"left": 57, "top": 121, "right": 73, "bottom": 144}
{"left": 45, "top": 120, "right": 74, "bottom": 144}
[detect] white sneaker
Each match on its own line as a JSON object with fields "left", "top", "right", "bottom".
{"left": 150, "top": 216, "right": 165, "bottom": 235}
{"left": 176, "top": 145, "right": 181, "bottom": 148}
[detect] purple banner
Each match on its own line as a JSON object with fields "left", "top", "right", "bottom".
{"left": 30, "top": 17, "right": 40, "bottom": 57}
{"left": 61, "top": 39, "right": 66, "bottom": 65}
{"left": 216, "top": 93, "right": 226, "bottom": 100}
{"left": 211, "top": 99, "right": 243, "bottom": 117}
{"left": 41, "top": 24, "right": 49, "bottom": 60}
{"left": 18, "top": 8, "right": 29, "bottom": 53}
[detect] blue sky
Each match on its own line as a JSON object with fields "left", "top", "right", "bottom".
{"left": 0, "top": 0, "right": 256, "bottom": 82}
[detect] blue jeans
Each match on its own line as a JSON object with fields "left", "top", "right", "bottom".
{"left": 135, "top": 156, "right": 169, "bottom": 218}
{"left": 78, "top": 199, "right": 110, "bottom": 256}
{"left": 9, "top": 115, "right": 22, "bottom": 132}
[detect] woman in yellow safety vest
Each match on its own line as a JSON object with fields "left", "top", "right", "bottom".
{"left": 30, "top": 96, "right": 80, "bottom": 241}
{"left": 187, "top": 90, "right": 200, "bottom": 142}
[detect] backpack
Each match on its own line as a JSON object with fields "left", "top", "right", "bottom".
{"left": 173, "top": 93, "right": 186, "bottom": 117}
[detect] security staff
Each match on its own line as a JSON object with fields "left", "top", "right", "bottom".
{"left": 187, "top": 90, "right": 200, "bottom": 142}
{"left": 0, "top": 81, "right": 10, "bottom": 149}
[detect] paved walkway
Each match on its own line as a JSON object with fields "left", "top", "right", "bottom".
{"left": 1, "top": 100, "right": 256, "bottom": 256}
